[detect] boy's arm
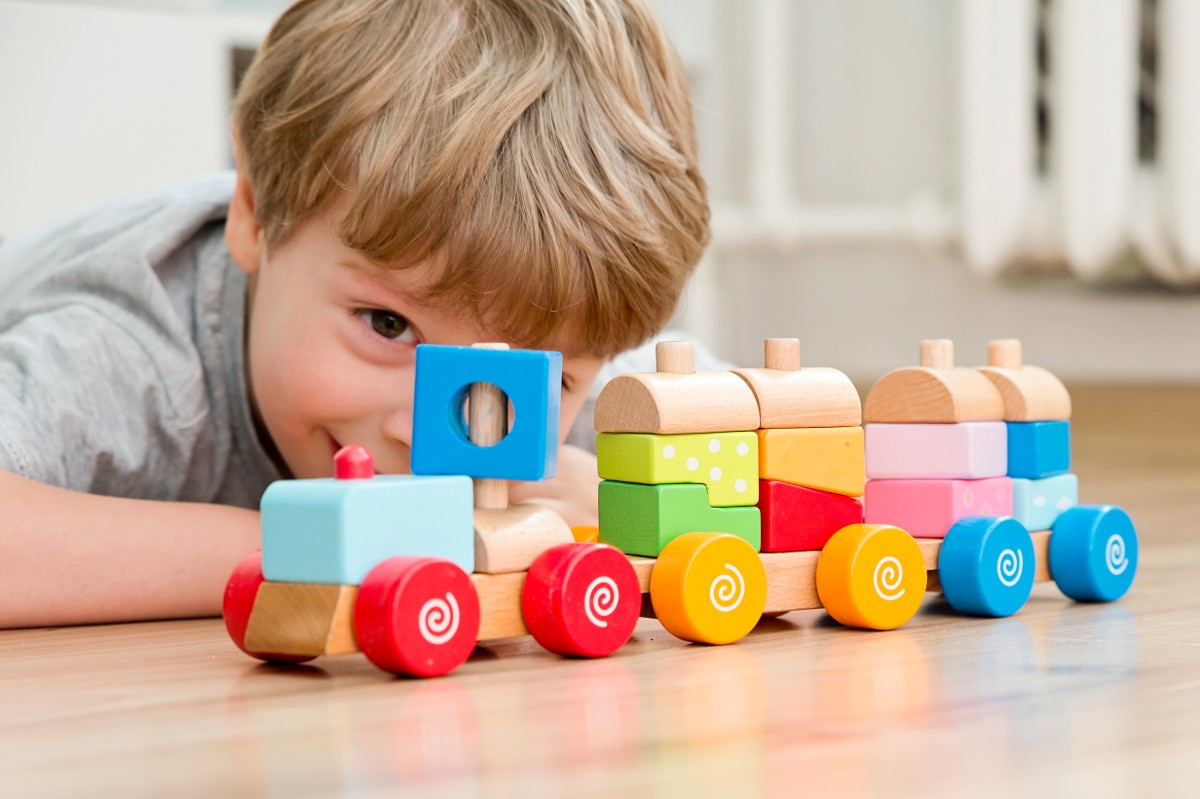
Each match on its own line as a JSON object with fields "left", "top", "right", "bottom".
{"left": 0, "top": 469, "right": 260, "bottom": 628}
{"left": 508, "top": 444, "right": 600, "bottom": 528}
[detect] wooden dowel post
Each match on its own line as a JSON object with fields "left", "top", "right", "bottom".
{"left": 764, "top": 338, "right": 800, "bottom": 371}
{"left": 656, "top": 341, "right": 695, "bottom": 375}
{"left": 988, "top": 339, "right": 1023, "bottom": 369}
{"left": 920, "top": 339, "right": 954, "bottom": 370}
{"left": 470, "top": 343, "right": 510, "bottom": 509}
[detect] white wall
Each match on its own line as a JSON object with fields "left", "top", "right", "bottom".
{"left": 2, "top": 0, "right": 1197, "bottom": 382}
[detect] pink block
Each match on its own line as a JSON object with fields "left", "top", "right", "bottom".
{"left": 865, "top": 422, "right": 1007, "bottom": 479}
{"left": 864, "top": 477, "right": 1014, "bottom": 539}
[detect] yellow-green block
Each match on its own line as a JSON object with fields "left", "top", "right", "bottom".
{"left": 598, "top": 481, "right": 761, "bottom": 557}
{"left": 596, "top": 431, "right": 759, "bottom": 507}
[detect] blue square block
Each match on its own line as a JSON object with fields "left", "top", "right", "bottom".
{"left": 1007, "top": 421, "right": 1071, "bottom": 479}
{"left": 261, "top": 474, "right": 474, "bottom": 585}
{"left": 1012, "top": 473, "right": 1078, "bottom": 531}
{"left": 411, "top": 344, "right": 562, "bottom": 481}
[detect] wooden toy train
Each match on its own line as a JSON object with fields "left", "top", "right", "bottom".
{"left": 223, "top": 338, "right": 1139, "bottom": 677}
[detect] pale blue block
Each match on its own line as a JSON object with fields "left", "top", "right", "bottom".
{"left": 261, "top": 474, "right": 474, "bottom": 585}
{"left": 1012, "top": 473, "right": 1079, "bottom": 531}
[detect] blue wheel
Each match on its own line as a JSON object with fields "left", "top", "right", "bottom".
{"left": 938, "top": 516, "right": 1035, "bottom": 617}
{"left": 1049, "top": 505, "right": 1138, "bottom": 602}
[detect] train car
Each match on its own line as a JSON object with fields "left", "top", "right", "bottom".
{"left": 223, "top": 343, "right": 646, "bottom": 677}
{"left": 223, "top": 338, "right": 1139, "bottom": 678}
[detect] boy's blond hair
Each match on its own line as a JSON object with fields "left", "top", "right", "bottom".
{"left": 233, "top": 0, "right": 708, "bottom": 357}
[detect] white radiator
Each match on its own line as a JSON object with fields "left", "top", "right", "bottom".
{"left": 707, "top": 0, "right": 1200, "bottom": 287}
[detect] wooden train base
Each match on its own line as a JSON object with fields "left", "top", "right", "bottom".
{"left": 226, "top": 510, "right": 1134, "bottom": 677}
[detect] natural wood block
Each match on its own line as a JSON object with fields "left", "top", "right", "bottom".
{"left": 865, "top": 422, "right": 1008, "bottom": 479}
{"left": 760, "top": 550, "right": 821, "bottom": 613}
{"left": 596, "top": 431, "right": 759, "bottom": 506}
{"left": 594, "top": 341, "right": 760, "bottom": 434}
{"left": 243, "top": 582, "right": 359, "bottom": 657}
{"left": 864, "top": 339, "right": 1004, "bottom": 423}
{"left": 1032, "top": 529, "right": 1051, "bottom": 582}
{"left": 473, "top": 504, "right": 574, "bottom": 574}
{"left": 758, "top": 427, "right": 865, "bottom": 497}
{"left": 977, "top": 339, "right": 1072, "bottom": 421}
{"left": 471, "top": 571, "right": 528, "bottom": 640}
{"left": 731, "top": 338, "right": 861, "bottom": 428}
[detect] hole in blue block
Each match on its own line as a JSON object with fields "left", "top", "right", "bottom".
{"left": 449, "top": 383, "right": 515, "bottom": 449}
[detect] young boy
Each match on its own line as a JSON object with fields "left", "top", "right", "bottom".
{"left": 0, "top": 0, "right": 709, "bottom": 628}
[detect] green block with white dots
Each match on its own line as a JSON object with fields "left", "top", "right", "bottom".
{"left": 596, "top": 431, "right": 759, "bottom": 507}
{"left": 598, "top": 480, "right": 761, "bottom": 557}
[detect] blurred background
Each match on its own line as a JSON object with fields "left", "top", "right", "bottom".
{"left": 2, "top": 0, "right": 1198, "bottom": 383}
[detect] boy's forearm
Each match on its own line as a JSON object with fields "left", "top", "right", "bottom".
{"left": 0, "top": 470, "right": 260, "bottom": 628}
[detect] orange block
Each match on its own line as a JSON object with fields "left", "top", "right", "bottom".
{"left": 758, "top": 427, "right": 865, "bottom": 497}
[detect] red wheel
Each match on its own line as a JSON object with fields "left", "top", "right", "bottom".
{"left": 522, "top": 543, "right": 641, "bottom": 658}
{"left": 355, "top": 557, "right": 480, "bottom": 678}
{"left": 222, "top": 550, "right": 315, "bottom": 664}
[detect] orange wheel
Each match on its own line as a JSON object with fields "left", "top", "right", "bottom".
{"left": 222, "top": 550, "right": 315, "bottom": 664}
{"left": 816, "top": 524, "right": 927, "bottom": 630}
{"left": 650, "top": 533, "right": 767, "bottom": 645}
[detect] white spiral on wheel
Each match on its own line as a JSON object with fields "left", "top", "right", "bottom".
{"left": 418, "top": 593, "right": 460, "bottom": 645}
{"left": 709, "top": 563, "right": 745, "bottom": 613}
{"left": 873, "top": 556, "right": 905, "bottom": 602}
{"left": 997, "top": 548, "right": 1024, "bottom": 587}
{"left": 584, "top": 576, "right": 619, "bottom": 628}
{"left": 1106, "top": 534, "right": 1129, "bottom": 576}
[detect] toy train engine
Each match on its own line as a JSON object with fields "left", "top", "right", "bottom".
{"left": 224, "top": 344, "right": 644, "bottom": 677}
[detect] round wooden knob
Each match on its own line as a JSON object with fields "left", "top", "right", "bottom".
{"left": 920, "top": 339, "right": 954, "bottom": 370}
{"left": 988, "top": 339, "right": 1023, "bottom": 369}
{"left": 656, "top": 341, "right": 695, "bottom": 374}
{"left": 764, "top": 338, "right": 800, "bottom": 371}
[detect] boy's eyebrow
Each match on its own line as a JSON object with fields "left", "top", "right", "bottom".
{"left": 335, "top": 259, "right": 416, "bottom": 306}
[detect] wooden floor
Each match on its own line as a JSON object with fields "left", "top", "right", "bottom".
{"left": 2, "top": 385, "right": 1198, "bottom": 798}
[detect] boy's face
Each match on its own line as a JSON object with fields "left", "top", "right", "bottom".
{"left": 231, "top": 201, "right": 605, "bottom": 480}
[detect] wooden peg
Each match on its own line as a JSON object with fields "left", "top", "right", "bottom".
{"left": 655, "top": 341, "right": 695, "bottom": 374}
{"left": 988, "top": 339, "right": 1023, "bottom": 370}
{"left": 920, "top": 339, "right": 954, "bottom": 370}
{"left": 764, "top": 338, "right": 801, "bottom": 371}
{"left": 470, "top": 343, "right": 510, "bottom": 509}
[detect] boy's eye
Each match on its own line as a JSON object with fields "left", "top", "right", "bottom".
{"left": 360, "top": 309, "right": 415, "bottom": 342}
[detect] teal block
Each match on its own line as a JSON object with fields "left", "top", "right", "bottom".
{"left": 598, "top": 480, "right": 761, "bottom": 557}
{"left": 1012, "top": 473, "right": 1078, "bottom": 530}
{"left": 261, "top": 474, "right": 474, "bottom": 585}
{"left": 411, "top": 344, "right": 561, "bottom": 481}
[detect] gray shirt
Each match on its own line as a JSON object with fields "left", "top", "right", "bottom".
{"left": 0, "top": 174, "right": 723, "bottom": 508}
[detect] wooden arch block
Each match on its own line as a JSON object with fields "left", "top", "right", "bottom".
{"left": 594, "top": 341, "right": 760, "bottom": 434}
{"left": 863, "top": 339, "right": 1004, "bottom": 423}
{"left": 731, "top": 338, "right": 862, "bottom": 428}
{"left": 976, "top": 339, "right": 1072, "bottom": 421}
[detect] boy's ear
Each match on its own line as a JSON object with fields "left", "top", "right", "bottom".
{"left": 226, "top": 165, "right": 265, "bottom": 275}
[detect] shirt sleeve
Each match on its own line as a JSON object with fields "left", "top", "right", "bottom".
{"left": 0, "top": 298, "right": 214, "bottom": 500}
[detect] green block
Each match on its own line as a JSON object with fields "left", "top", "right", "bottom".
{"left": 596, "top": 431, "right": 759, "bottom": 507}
{"left": 598, "top": 481, "right": 761, "bottom": 557}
